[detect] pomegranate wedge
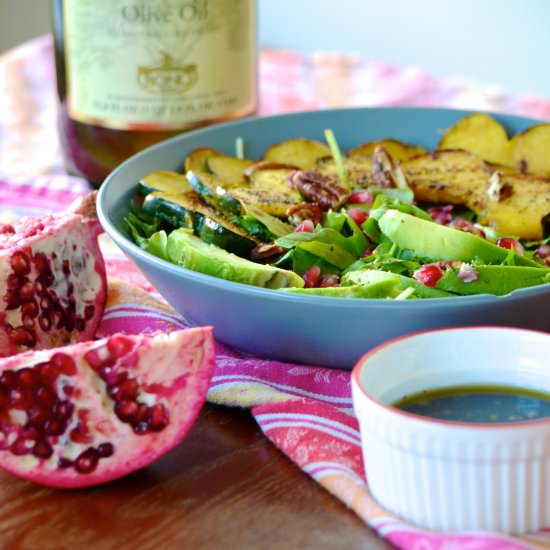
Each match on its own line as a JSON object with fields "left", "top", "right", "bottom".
{"left": 0, "top": 192, "right": 107, "bottom": 357}
{"left": 0, "top": 328, "right": 215, "bottom": 488}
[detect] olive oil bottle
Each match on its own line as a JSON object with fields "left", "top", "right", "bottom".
{"left": 52, "top": 0, "right": 257, "bottom": 187}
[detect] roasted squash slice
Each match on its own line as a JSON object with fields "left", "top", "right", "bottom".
{"left": 184, "top": 147, "right": 220, "bottom": 173}
{"left": 263, "top": 138, "right": 330, "bottom": 170}
{"left": 348, "top": 139, "right": 426, "bottom": 161}
{"left": 510, "top": 124, "right": 550, "bottom": 177}
{"left": 206, "top": 154, "right": 254, "bottom": 185}
{"left": 138, "top": 170, "right": 193, "bottom": 196}
{"left": 315, "top": 155, "right": 374, "bottom": 187}
{"left": 226, "top": 167, "right": 300, "bottom": 218}
{"left": 438, "top": 113, "right": 513, "bottom": 167}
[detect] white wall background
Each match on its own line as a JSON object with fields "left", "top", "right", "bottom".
{"left": 0, "top": 0, "right": 548, "bottom": 95}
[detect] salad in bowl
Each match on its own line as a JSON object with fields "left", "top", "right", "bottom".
{"left": 123, "top": 113, "right": 550, "bottom": 301}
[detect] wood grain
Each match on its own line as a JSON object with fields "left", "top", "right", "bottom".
{"left": 0, "top": 404, "right": 391, "bottom": 550}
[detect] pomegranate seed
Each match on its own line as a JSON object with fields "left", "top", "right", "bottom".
{"left": 347, "top": 208, "right": 369, "bottom": 226}
{"left": 114, "top": 400, "right": 139, "bottom": 422}
{"left": 85, "top": 348, "right": 114, "bottom": 370}
{"left": 149, "top": 404, "right": 169, "bottom": 432}
{"left": 0, "top": 389, "right": 9, "bottom": 411}
{"left": 9, "top": 327, "right": 36, "bottom": 347}
{"left": 70, "top": 427, "right": 91, "bottom": 444}
{"left": 45, "top": 419, "right": 66, "bottom": 436}
{"left": 0, "top": 223, "right": 15, "bottom": 235}
{"left": 497, "top": 237, "right": 525, "bottom": 255}
{"left": 74, "top": 448, "right": 99, "bottom": 474}
{"left": 9, "top": 388, "right": 33, "bottom": 409}
{"left": 75, "top": 318, "right": 85, "bottom": 332}
{"left": 54, "top": 401, "right": 74, "bottom": 420}
{"left": 0, "top": 371, "right": 16, "bottom": 387}
{"left": 35, "top": 386, "right": 57, "bottom": 407}
{"left": 319, "top": 274, "right": 340, "bottom": 288}
{"left": 28, "top": 405, "right": 50, "bottom": 427}
{"left": 16, "top": 368, "right": 37, "bottom": 387}
{"left": 303, "top": 265, "right": 321, "bottom": 288}
{"left": 58, "top": 458, "right": 73, "bottom": 469}
{"left": 33, "top": 440, "right": 53, "bottom": 459}
{"left": 536, "top": 244, "right": 550, "bottom": 259}
{"left": 362, "top": 247, "right": 375, "bottom": 257}
{"left": 84, "top": 305, "right": 95, "bottom": 320}
{"left": 107, "top": 335, "right": 134, "bottom": 359}
{"left": 33, "top": 253, "right": 49, "bottom": 274}
{"left": 19, "top": 281, "right": 34, "bottom": 302}
{"left": 546, "top": 258, "right": 550, "bottom": 268}
{"left": 135, "top": 404, "right": 149, "bottom": 423}
{"left": 6, "top": 274, "right": 22, "bottom": 290}
{"left": 99, "top": 366, "right": 124, "bottom": 386}
{"left": 38, "top": 315, "right": 52, "bottom": 331}
{"left": 21, "top": 301, "right": 38, "bottom": 319}
{"left": 50, "top": 353, "right": 77, "bottom": 376}
{"left": 97, "top": 442, "right": 114, "bottom": 458}
{"left": 10, "top": 251, "right": 31, "bottom": 276}
{"left": 413, "top": 264, "right": 444, "bottom": 288}
{"left": 11, "top": 437, "right": 32, "bottom": 456}
{"left": 5, "top": 290, "right": 21, "bottom": 310}
{"left": 347, "top": 191, "right": 374, "bottom": 205}
{"left": 450, "top": 218, "right": 486, "bottom": 238}
{"left": 294, "top": 220, "right": 315, "bottom": 233}
{"left": 428, "top": 205, "right": 454, "bottom": 225}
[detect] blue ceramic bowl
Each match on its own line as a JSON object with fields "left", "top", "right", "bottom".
{"left": 97, "top": 107, "right": 550, "bottom": 369}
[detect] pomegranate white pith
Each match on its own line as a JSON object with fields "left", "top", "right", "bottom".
{"left": 0, "top": 328, "right": 215, "bottom": 488}
{"left": 0, "top": 193, "right": 107, "bottom": 357}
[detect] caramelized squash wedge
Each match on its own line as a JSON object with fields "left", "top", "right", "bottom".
{"left": 231, "top": 167, "right": 301, "bottom": 218}
{"left": 315, "top": 155, "right": 374, "bottom": 187}
{"left": 206, "top": 154, "right": 254, "bottom": 185}
{"left": 510, "top": 124, "right": 550, "bottom": 177}
{"left": 402, "top": 150, "right": 550, "bottom": 239}
{"left": 438, "top": 113, "right": 513, "bottom": 167}
{"left": 348, "top": 139, "right": 426, "bottom": 162}
{"left": 263, "top": 138, "right": 329, "bottom": 170}
{"left": 184, "top": 147, "right": 221, "bottom": 173}
{"left": 138, "top": 170, "right": 193, "bottom": 196}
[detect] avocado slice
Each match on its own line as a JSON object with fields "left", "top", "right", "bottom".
{"left": 166, "top": 229, "right": 304, "bottom": 289}
{"left": 342, "top": 269, "right": 452, "bottom": 298}
{"left": 279, "top": 281, "right": 399, "bottom": 298}
{"left": 437, "top": 265, "right": 550, "bottom": 296}
{"left": 378, "top": 209, "right": 538, "bottom": 267}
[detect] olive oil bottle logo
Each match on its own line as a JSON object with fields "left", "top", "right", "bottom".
{"left": 137, "top": 52, "right": 198, "bottom": 95}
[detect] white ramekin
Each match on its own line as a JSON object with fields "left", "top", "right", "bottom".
{"left": 351, "top": 326, "right": 550, "bottom": 534}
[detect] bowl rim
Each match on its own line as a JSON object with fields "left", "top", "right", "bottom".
{"left": 351, "top": 324, "right": 550, "bottom": 430}
{"left": 96, "top": 105, "right": 550, "bottom": 307}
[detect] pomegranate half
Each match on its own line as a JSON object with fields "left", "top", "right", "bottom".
{"left": 0, "top": 328, "right": 215, "bottom": 488}
{"left": 0, "top": 192, "right": 107, "bottom": 357}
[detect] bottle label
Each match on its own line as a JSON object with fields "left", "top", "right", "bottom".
{"left": 64, "top": 0, "right": 256, "bottom": 130}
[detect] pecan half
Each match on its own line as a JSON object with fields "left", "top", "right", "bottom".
{"left": 288, "top": 171, "right": 350, "bottom": 210}
{"left": 250, "top": 243, "right": 286, "bottom": 263}
{"left": 286, "top": 202, "right": 323, "bottom": 225}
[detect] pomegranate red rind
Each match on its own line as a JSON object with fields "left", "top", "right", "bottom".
{"left": 0, "top": 192, "right": 107, "bottom": 357}
{"left": 0, "top": 327, "right": 215, "bottom": 488}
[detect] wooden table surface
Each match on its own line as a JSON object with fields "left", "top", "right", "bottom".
{"left": 0, "top": 404, "right": 391, "bottom": 550}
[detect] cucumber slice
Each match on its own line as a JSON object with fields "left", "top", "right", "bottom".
{"left": 143, "top": 192, "right": 257, "bottom": 257}
{"left": 186, "top": 171, "right": 242, "bottom": 215}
